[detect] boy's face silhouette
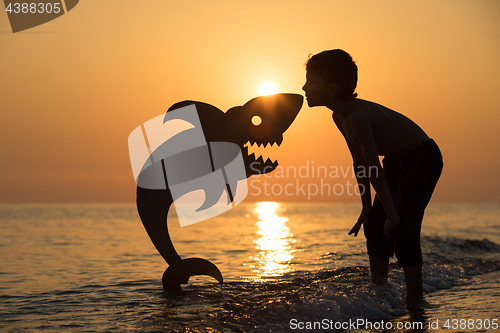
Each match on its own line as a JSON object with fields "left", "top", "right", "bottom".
{"left": 302, "top": 70, "right": 334, "bottom": 107}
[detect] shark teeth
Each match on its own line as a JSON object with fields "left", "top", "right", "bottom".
{"left": 246, "top": 139, "right": 282, "bottom": 148}
{"left": 243, "top": 139, "right": 282, "bottom": 164}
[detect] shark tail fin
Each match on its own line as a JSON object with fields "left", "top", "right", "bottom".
{"left": 162, "top": 258, "right": 223, "bottom": 291}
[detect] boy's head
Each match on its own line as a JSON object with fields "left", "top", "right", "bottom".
{"left": 303, "top": 49, "right": 358, "bottom": 105}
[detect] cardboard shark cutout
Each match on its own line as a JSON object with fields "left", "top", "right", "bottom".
{"left": 132, "top": 93, "right": 303, "bottom": 291}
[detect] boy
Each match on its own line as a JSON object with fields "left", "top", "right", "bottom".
{"left": 302, "top": 49, "right": 443, "bottom": 305}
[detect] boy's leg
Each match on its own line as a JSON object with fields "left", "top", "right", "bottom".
{"left": 365, "top": 196, "right": 394, "bottom": 285}
{"left": 403, "top": 264, "right": 423, "bottom": 304}
{"left": 392, "top": 141, "right": 443, "bottom": 304}
{"left": 369, "top": 255, "right": 389, "bottom": 284}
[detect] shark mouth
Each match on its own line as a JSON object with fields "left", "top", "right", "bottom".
{"left": 242, "top": 138, "right": 282, "bottom": 173}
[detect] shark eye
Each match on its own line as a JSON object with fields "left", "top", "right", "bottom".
{"left": 251, "top": 116, "right": 262, "bottom": 126}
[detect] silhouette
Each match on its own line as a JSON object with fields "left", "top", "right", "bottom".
{"left": 135, "top": 93, "right": 303, "bottom": 291}
{"left": 303, "top": 49, "right": 443, "bottom": 305}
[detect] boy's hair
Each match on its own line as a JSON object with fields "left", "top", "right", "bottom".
{"left": 305, "top": 49, "right": 358, "bottom": 100}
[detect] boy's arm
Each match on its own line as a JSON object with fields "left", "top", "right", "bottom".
{"left": 347, "top": 141, "right": 372, "bottom": 209}
{"left": 348, "top": 114, "right": 400, "bottom": 234}
{"left": 346, "top": 140, "right": 372, "bottom": 236}
{"left": 334, "top": 116, "right": 372, "bottom": 236}
{"left": 334, "top": 115, "right": 372, "bottom": 209}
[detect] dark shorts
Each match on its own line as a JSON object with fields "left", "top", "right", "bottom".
{"left": 364, "top": 139, "right": 443, "bottom": 267}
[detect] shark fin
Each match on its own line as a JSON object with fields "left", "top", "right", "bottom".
{"left": 162, "top": 258, "right": 223, "bottom": 291}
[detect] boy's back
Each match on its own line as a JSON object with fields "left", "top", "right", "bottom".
{"left": 332, "top": 99, "right": 429, "bottom": 157}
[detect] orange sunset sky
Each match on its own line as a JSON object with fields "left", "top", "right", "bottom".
{"left": 1, "top": 1, "right": 499, "bottom": 203}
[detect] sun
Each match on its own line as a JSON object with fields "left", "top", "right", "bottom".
{"left": 258, "top": 82, "right": 279, "bottom": 96}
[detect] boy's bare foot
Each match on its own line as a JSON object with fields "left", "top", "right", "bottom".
{"left": 370, "top": 274, "right": 388, "bottom": 285}
{"left": 404, "top": 264, "right": 423, "bottom": 305}
{"left": 406, "top": 299, "right": 435, "bottom": 313}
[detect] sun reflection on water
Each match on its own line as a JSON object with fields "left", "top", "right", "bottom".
{"left": 250, "top": 202, "right": 295, "bottom": 278}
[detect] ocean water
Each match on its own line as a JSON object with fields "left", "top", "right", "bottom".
{"left": 0, "top": 202, "right": 499, "bottom": 332}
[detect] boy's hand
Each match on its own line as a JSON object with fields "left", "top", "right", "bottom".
{"left": 348, "top": 207, "right": 371, "bottom": 237}
{"left": 348, "top": 218, "right": 363, "bottom": 237}
{"left": 383, "top": 215, "right": 400, "bottom": 237}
